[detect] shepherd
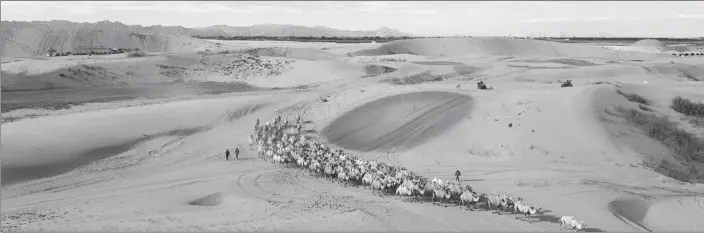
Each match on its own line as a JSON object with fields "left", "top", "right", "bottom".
{"left": 226, "top": 149, "right": 231, "bottom": 161}
{"left": 455, "top": 169, "right": 461, "bottom": 181}
{"left": 235, "top": 147, "right": 240, "bottom": 159}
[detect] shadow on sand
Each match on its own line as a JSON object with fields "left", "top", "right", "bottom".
{"left": 608, "top": 198, "right": 653, "bottom": 232}
{"left": 2, "top": 127, "right": 208, "bottom": 186}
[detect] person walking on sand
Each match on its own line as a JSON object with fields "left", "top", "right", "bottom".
{"left": 234, "top": 148, "right": 240, "bottom": 160}
{"left": 455, "top": 169, "right": 461, "bottom": 182}
{"left": 226, "top": 149, "right": 231, "bottom": 161}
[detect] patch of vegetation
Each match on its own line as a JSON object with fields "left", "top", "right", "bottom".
{"left": 616, "top": 106, "right": 704, "bottom": 182}
{"left": 616, "top": 89, "right": 651, "bottom": 105}
{"left": 688, "top": 117, "right": 704, "bottom": 128}
{"left": 156, "top": 64, "right": 187, "bottom": 70}
{"left": 671, "top": 96, "right": 704, "bottom": 117}
{"left": 642, "top": 156, "right": 700, "bottom": 184}
{"left": 378, "top": 58, "right": 407, "bottom": 62}
{"left": 638, "top": 104, "right": 653, "bottom": 112}
{"left": 127, "top": 51, "right": 146, "bottom": 57}
{"left": 384, "top": 71, "right": 451, "bottom": 85}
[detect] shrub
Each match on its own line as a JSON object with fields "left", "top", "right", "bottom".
{"left": 671, "top": 96, "right": 704, "bottom": 117}
{"left": 616, "top": 89, "right": 650, "bottom": 105}
{"left": 616, "top": 106, "right": 704, "bottom": 164}
{"left": 644, "top": 157, "right": 700, "bottom": 183}
{"left": 127, "top": 51, "right": 146, "bottom": 57}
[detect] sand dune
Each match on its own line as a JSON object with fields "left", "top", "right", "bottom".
{"left": 631, "top": 39, "right": 668, "bottom": 53}
{"left": 3, "top": 37, "right": 704, "bottom": 232}
{"left": 349, "top": 37, "right": 637, "bottom": 58}
{"left": 323, "top": 91, "right": 473, "bottom": 152}
{"left": 1, "top": 95, "right": 266, "bottom": 185}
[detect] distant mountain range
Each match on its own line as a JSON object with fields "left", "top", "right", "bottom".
{"left": 0, "top": 20, "right": 412, "bottom": 57}
{"left": 0, "top": 20, "right": 412, "bottom": 37}
{"left": 196, "top": 24, "right": 412, "bottom": 37}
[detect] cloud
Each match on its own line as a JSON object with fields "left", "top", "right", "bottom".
{"left": 525, "top": 17, "right": 575, "bottom": 23}
{"left": 676, "top": 14, "right": 704, "bottom": 19}
{"left": 587, "top": 16, "right": 611, "bottom": 21}
{"left": 281, "top": 8, "right": 304, "bottom": 14}
{"left": 354, "top": 1, "right": 414, "bottom": 12}
{"left": 2, "top": 1, "right": 275, "bottom": 14}
{"left": 402, "top": 9, "right": 436, "bottom": 15}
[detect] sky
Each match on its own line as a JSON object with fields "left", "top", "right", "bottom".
{"left": 2, "top": 1, "right": 704, "bottom": 37}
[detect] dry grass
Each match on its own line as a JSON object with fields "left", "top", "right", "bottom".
{"left": 671, "top": 96, "right": 704, "bottom": 117}
{"left": 616, "top": 106, "right": 704, "bottom": 182}
{"left": 616, "top": 89, "right": 651, "bottom": 105}
{"left": 383, "top": 71, "right": 451, "bottom": 85}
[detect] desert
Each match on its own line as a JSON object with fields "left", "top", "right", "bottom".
{"left": 2, "top": 1, "right": 704, "bottom": 232}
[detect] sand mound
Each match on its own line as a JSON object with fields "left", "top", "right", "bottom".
{"left": 189, "top": 192, "right": 226, "bottom": 206}
{"left": 322, "top": 91, "right": 473, "bottom": 152}
{"left": 608, "top": 198, "right": 652, "bottom": 232}
{"left": 631, "top": 39, "right": 667, "bottom": 52}
{"left": 644, "top": 197, "right": 704, "bottom": 231}
{"left": 242, "top": 47, "right": 338, "bottom": 61}
{"left": 348, "top": 37, "right": 617, "bottom": 57}
{"left": 0, "top": 52, "right": 286, "bottom": 91}
{"left": 644, "top": 63, "right": 704, "bottom": 81}
{"left": 364, "top": 64, "right": 397, "bottom": 76}
{"left": 245, "top": 59, "right": 365, "bottom": 88}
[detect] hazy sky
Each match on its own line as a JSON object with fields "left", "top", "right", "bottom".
{"left": 2, "top": 1, "right": 703, "bottom": 37}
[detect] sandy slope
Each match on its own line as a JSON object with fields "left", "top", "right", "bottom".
{"left": 348, "top": 37, "right": 660, "bottom": 59}
{"left": 0, "top": 24, "right": 224, "bottom": 57}
{"left": 3, "top": 38, "right": 704, "bottom": 232}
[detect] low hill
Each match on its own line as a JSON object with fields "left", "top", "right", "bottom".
{"left": 0, "top": 20, "right": 411, "bottom": 57}
{"left": 349, "top": 37, "right": 632, "bottom": 57}
{"left": 630, "top": 39, "right": 668, "bottom": 53}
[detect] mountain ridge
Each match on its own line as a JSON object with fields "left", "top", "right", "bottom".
{"left": 0, "top": 20, "right": 411, "bottom": 57}
{"left": 0, "top": 20, "right": 412, "bottom": 37}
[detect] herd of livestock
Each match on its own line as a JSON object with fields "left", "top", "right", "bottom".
{"left": 248, "top": 115, "right": 589, "bottom": 231}
{"left": 672, "top": 52, "right": 704, "bottom": 57}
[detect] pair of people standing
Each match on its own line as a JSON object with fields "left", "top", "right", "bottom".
{"left": 226, "top": 148, "right": 239, "bottom": 160}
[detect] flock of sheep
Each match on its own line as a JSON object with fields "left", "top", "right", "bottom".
{"left": 247, "top": 115, "right": 588, "bottom": 232}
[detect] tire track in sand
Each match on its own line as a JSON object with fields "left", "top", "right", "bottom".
{"left": 355, "top": 94, "right": 471, "bottom": 152}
